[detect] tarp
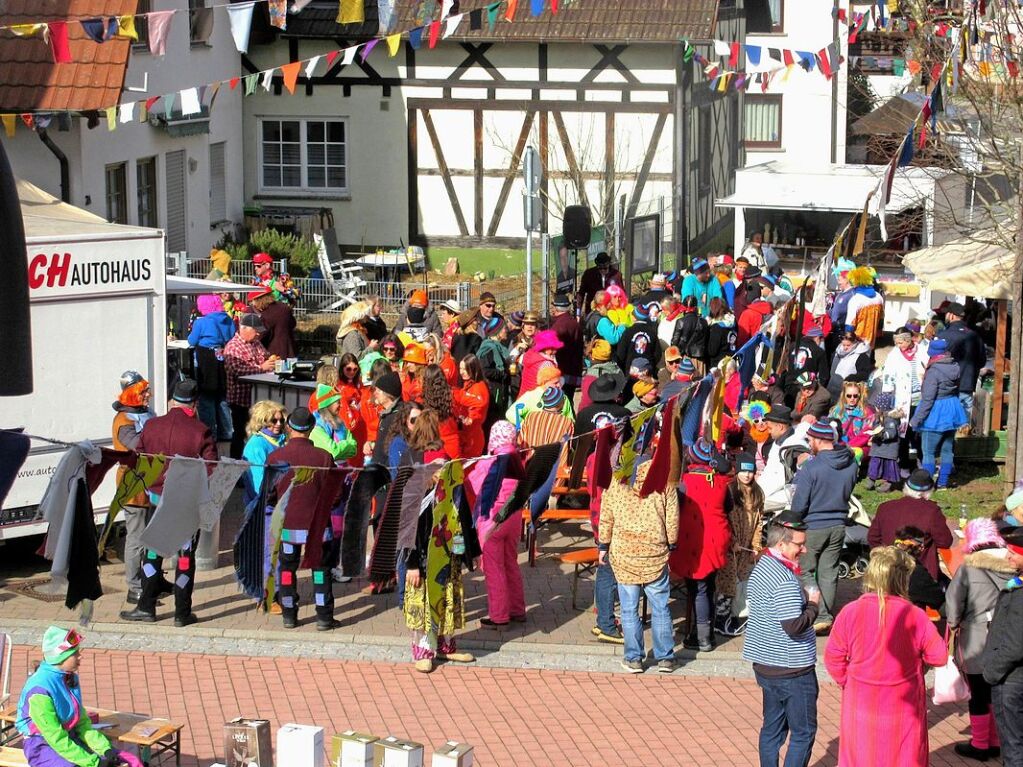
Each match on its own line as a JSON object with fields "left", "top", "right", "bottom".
{"left": 166, "top": 275, "right": 256, "bottom": 295}
{"left": 902, "top": 235, "right": 1016, "bottom": 300}
{"left": 19, "top": 179, "right": 158, "bottom": 240}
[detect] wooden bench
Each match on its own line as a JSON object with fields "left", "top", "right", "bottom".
{"left": 0, "top": 746, "right": 26, "bottom": 767}
{"left": 560, "top": 547, "right": 599, "bottom": 609}
{"left": 0, "top": 706, "right": 183, "bottom": 766}
{"left": 522, "top": 508, "right": 592, "bottom": 566}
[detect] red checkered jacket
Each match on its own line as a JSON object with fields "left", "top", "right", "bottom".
{"left": 224, "top": 334, "right": 268, "bottom": 406}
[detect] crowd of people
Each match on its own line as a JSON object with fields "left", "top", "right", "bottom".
{"left": 96, "top": 248, "right": 1023, "bottom": 767}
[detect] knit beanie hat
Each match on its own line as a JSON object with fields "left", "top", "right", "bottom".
{"left": 409, "top": 289, "right": 429, "bottom": 308}
{"left": 488, "top": 420, "right": 519, "bottom": 453}
{"left": 927, "top": 338, "right": 948, "bottom": 358}
{"left": 964, "top": 518, "right": 1006, "bottom": 553}
{"left": 735, "top": 452, "right": 756, "bottom": 473}
{"left": 483, "top": 317, "right": 507, "bottom": 337}
{"left": 688, "top": 439, "right": 714, "bottom": 465}
{"left": 590, "top": 340, "right": 612, "bottom": 362}
{"left": 374, "top": 372, "right": 403, "bottom": 401}
{"left": 311, "top": 383, "right": 341, "bottom": 411}
{"left": 540, "top": 386, "right": 566, "bottom": 411}
{"left": 678, "top": 358, "right": 696, "bottom": 376}
{"left": 633, "top": 380, "right": 656, "bottom": 399}
{"left": 633, "top": 303, "right": 651, "bottom": 322}
{"left": 42, "top": 626, "right": 82, "bottom": 666}
{"left": 536, "top": 364, "right": 563, "bottom": 388}
{"left": 807, "top": 421, "right": 837, "bottom": 442}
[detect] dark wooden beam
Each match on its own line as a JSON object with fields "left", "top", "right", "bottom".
{"left": 552, "top": 111, "right": 591, "bottom": 210}
{"left": 628, "top": 112, "right": 668, "bottom": 217}
{"left": 487, "top": 110, "right": 536, "bottom": 237}
{"left": 405, "top": 40, "right": 416, "bottom": 79}
{"left": 582, "top": 44, "right": 639, "bottom": 85}
{"left": 421, "top": 109, "right": 470, "bottom": 237}
{"left": 418, "top": 168, "right": 673, "bottom": 182}
{"left": 450, "top": 43, "right": 506, "bottom": 82}
{"left": 474, "top": 108, "right": 484, "bottom": 237}
{"left": 539, "top": 110, "right": 549, "bottom": 234}
{"left": 407, "top": 98, "right": 673, "bottom": 114}
{"left": 407, "top": 106, "right": 419, "bottom": 245}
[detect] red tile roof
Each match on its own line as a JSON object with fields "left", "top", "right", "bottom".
{"left": 0, "top": 0, "right": 137, "bottom": 112}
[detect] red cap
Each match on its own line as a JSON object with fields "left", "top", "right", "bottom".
{"left": 252, "top": 252, "right": 273, "bottom": 265}
{"left": 246, "top": 287, "right": 272, "bottom": 302}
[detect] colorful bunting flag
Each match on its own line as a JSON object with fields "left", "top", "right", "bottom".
{"left": 428, "top": 19, "right": 441, "bottom": 48}
{"left": 47, "top": 21, "right": 72, "bottom": 63}
{"left": 469, "top": 8, "right": 482, "bottom": 30}
{"left": 337, "top": 0, "right": 364, "bottom": 24}
{"left": 118, "top": 102, "right": 135, "bottom": 123}
{"left": 116, "top": 15, "right": 137, "bottom": 40}
{"left": 530, "top": 0, "right": 544, "bottom": 16}
{"left": 280, "top": 61, "right": 301, "bottom": 94}
{"left": 1, "top": 114, "right": 15, "bottom": 137}
{"left": 386, "top": 33, "right": 401, "bottom": 56}
{"left": 304, "top": 54, "right": 322, "bottom": 77}
{"left": 360, "top": 39, "right": 379, "bottom": 61}
{"left": 244, "top": 74, "right": 259, "bottom": 95}
{"left": 487, "top": 2, "right": 500, "bottom": 31}
{"left": 340, "top": 45, "right": 358, "bottom": 65}
{"left": 261, "top": 69, "right": 275, "bottom": 91}
{"left": 269, "top": 0, "right": 287, "bottom": 29}
{"left": 444, "top": 13, "right": 463, "bottom": 38}
{"left": 377, "top": 0, "right": 397, "bottom": 34}
{"left": 147, "top": 11, "right": 174, "bottom": 56}
{"left": 227, "top": 2, "right": 255, "bottom": 54}
{"left": 10, "top": 23, "right": 47, "bottom": 37}
{"left": 897, "top": 125, "right": 914, "bottom": 166}
{"left": 409, "top": 26, "right": 424, "bottom": 49}
{"left": 505, "top": 0, "right": 518, "bottom": 21}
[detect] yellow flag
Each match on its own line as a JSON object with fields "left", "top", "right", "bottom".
{"left": 337, "top": 0, "right": 365, "bottom": 23}
{"left": 386, "top": 32, "right": 400, "bottom": 56}
{"left": 1, "top": 114, "right": 15, "bottom": 137}
{"left": 887, "top": 0, "right": 898, "bottom": 11}
{"left": 106, "top": 106, "right": 117, "bottom": 131}
{"left": 116, "top": 15, "right": 138, "bottom": 40}
{"left": 10, "top": 23, "right": 47, "bottom": 37}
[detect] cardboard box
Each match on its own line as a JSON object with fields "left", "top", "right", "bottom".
{"left": 372, "top": 736, "right": 424, "bottom": 767}
{"left": 330, "top": 731, "right": 378, "bottom": 767}
{"left": 431, "top": 742, "right": 473, "bottom": 767}
{"left": 277, "top": 723, "right": 325, "bottom": 767}
{"left": 224, "top": 718, "right": 273, "bottom": 767}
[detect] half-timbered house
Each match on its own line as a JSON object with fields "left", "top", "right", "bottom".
{"left": 243, "top": 0, "right": 744, "bottom": 271}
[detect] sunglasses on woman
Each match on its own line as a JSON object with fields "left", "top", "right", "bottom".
{"left": 270, "top": 416, "right": 286, "bottom": 424}
{"left": 55, "top": 628, "right": 82, "bottom": 656}
{"left": 344, "top": 366, "right": 359, "bottom": 373}
{"left": 845, "top": 393, "right": 859, "bottom": 400}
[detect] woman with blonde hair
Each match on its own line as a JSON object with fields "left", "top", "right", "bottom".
{"left": 241, "top": 400, "right": 287, "bottom": 503}
{"left": 824, "top": 546, "right": 947, "bottom": 766}
{"left": 335, "top": 300, "right": 374, "bottom": 357}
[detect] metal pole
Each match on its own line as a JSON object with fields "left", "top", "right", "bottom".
{"left": 525, "top": 230, "right": 533, "bottom": 311}
{"left": 541, "top": 234, "right": 550, "bottom": 318}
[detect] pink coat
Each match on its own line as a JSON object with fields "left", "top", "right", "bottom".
{"left": 824, "top": 594, "right": 947, "bottom": 767}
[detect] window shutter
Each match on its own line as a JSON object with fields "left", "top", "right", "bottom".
{"left": 166, "top": 149, "right": 187, "bottom": 252}
{"left": 209, "top": 142, "right": 226, "bottom": 224}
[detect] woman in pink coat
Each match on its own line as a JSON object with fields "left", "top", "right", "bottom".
{"left": 465, "top": 421, "right": 527, "bottom": 627}
{"left": 824, "top": 546, "right": 948, "bottom": 766}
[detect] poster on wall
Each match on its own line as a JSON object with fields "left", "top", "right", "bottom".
{"left": 549, "top": 227, "right": 608, "bottom": 292}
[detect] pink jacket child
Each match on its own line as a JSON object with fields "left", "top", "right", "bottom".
{"left": 466, "top": 421, "right": 527, "bottom": 626}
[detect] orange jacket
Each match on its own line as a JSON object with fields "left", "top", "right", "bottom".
{"left": 453, "top": 380, "right": 490, "bottom": 458}
{"left": 438, "top": 416, "right": 462, "bottom": 459}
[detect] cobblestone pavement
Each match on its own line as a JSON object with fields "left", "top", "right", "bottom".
{"left": 5, "top": 644, "right": 974, "bottom": 767}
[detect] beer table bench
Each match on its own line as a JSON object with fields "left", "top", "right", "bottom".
{"left": 0, "top": 706, "right": 182, "bottom": 766}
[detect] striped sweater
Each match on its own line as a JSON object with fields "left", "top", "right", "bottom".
{"left": 743, "top": 553, "right": 817, "bottom": 669}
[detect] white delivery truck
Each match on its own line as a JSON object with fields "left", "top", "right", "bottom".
{"left": 0, "top": 181, "right": 249, "bottom": 541}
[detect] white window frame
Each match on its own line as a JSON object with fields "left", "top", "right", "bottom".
{"left": 257, "top": 117, "right": 350, "bottom": 197}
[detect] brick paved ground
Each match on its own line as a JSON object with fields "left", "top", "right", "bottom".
{"left": 6, "top": 645, "right": 975, "bottom": 767}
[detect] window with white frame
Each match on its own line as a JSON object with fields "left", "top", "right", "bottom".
{"left": 260, "top": 118, "right": 348, "bottom": 194}
{"left": 744, "top": 95, "right": 783, "bottom": 149}
{"left": 105, "top": 162, "right": 127, "bottom": 224}
{"left": 136, "top": 156, "right": 158, "bottom": 227}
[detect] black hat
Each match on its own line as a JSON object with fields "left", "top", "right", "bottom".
{"left": 945, "top": 301, "right": 967, "bottom": 318}
{"left": 288, "top": 407, "right": 315, "bottom": 432}
{"left": 552, "top": 293, "right": 571, "bottom": 309}
{"left": 479, "top": 291, "right": 497, "bottom": 305}
{"left": 763, "top": 404, "right": 792, "bottom": 425}
{"left": 744, "top": 266, "right": 763, "bottom": 281}
{"left": 906, "top": 469, "right": 935, "bottom": 492}
{"left": 171, "top": 378, "right": 199, "bottom": 403}
{"left": 735, "top": 452, "right": 757, "bottom": 473}
{"left": 374, "top": 371, "right": 403, "bottom": 401}
{"left": 589, "top": 373, "right": 626, "bottom": 403}
{"left": 239, "top": 312, "right": 265, "bottom": 332}
{"left": 771, "top": 509, "right": 807, "bottom": 531}
{"left": 594, "top": 252, "right": 611, "bottom": 266}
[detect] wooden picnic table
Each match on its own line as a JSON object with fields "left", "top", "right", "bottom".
{"left": 0, "top": 706, "right": 182, "bottom": 766}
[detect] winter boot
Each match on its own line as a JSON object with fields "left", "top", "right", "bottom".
{"left": 954, "top": 713, "right": 992, "bottom": 761}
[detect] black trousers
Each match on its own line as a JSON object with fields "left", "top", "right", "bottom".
{"left": 278, "top": 533, "right": 338, "bottom": 624}
{"left": 230, "top": 402, "right": 249, "bottom": 459}
{"left": 139, "top": 532, "right": 199, "bottom": 619}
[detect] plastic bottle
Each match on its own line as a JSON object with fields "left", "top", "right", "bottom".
{"left": 959, "top": 503, "right": 968, "bottom": 530}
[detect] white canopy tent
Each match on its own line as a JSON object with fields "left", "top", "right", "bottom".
{"left": 902, "top": 235, "right": 1015, "bottom": 300}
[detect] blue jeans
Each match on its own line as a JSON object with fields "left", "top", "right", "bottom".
{"left": 198, "top": 394, "right": 233, "bottom": 442}
{"left": 755, "top": 670, "right": 819, "bottom": 767}
{"left": 595, "top": 561, "right": 619, "bottom": 634}
{"left": 959, "top": 392, "right": 974, "bottom": 418}
{"left": 920, "top": 429, "right": 955, "bottom": 487}
{"left": 617, "top": 567, "right": 674, "bottom": 663}
{"left": 686, "top": 573, "right": 717, "bottom": 626}
{"left": 994, "top": 678, "right": 1023, "bottom": 767}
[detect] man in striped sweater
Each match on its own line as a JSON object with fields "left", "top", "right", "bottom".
{"left": 743, "top": 511, "right": 821, "bottom": 767}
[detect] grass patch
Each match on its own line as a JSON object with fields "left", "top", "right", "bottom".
{"left": 854, "top": 461, "right": 1005, "bottom": 521}
{"left": 426, "top": 247, "right": 527, "bottom": 278}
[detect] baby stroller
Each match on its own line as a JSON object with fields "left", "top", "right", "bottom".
{"left": 838, "top": 496, "right": 871, "bottom": 579}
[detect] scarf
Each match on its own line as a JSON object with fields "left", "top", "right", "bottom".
{"left": 764, "top": 547, "right": 802, "bottom": 575}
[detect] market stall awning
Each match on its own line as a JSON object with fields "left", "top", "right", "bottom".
{"left": 165, "top": 276, "right": 256, "bottom": 295}
{"left": 716, "top": 161, "right": 952, "bottom": 214}
{"left": 902, "top": 235, "right": 1015, "bottom": 300}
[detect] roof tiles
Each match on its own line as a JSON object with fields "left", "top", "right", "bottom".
{"left": 0, "top": 0, "right": 137, "bottom": 112}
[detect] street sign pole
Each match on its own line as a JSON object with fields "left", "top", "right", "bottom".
{"left": 522, "top": 145, "right": 541, "bottom": 311}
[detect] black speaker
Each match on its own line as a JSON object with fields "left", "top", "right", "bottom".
{"left": 562, "top": 205, "right": 591, "bottom": 249}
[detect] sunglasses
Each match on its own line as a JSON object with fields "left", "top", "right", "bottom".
{"left": 845, "top": 394, "right": 860, "bottom": 400}
{"left": 344, "top": 366, "right": 359, "bottom": 373}
{"left": 55, "top": 628, "right": 82, "bottom": 656}
{"left": 383, "top": 345, "right": 397, "bottom": 352}
{"left": 481, "top": 303, "right": 496, "bottom": 309}
{"left": 270, "top": 416, "right": 286, "bottom": 423}
{"left": 667, "top": 359, "right": 680, "bottom": 365}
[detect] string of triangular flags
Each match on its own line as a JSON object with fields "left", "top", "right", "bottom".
{"left": 680, "top": 37, "right": 842, "bottom": 95}
{"left": 1, "top": 0, "right": 555, "bottom": 63}
{"left": 0, "top": 0, "right": 558, "bottom": 134}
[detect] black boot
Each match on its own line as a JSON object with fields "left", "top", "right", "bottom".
{"left": 953, "top": 742, "right": 991, "bottom": 761}
{"left": 119, "top": 608, "right": 156, "bottom": 623}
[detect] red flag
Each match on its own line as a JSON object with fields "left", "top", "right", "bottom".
{"left": 428, "top": 19, "right": 441, "bottom": 48}
{"left": 728, "top": 42, "right": 739, "bottom": 68}
{"left": 20, "top": 114, "right": 34, "bottom": 129}
{"left": 326, "top": 49, "right": 341, "bottom": 67}
{"left": 551, "top": 0, "right": 558, "bottom": 13}
{"left": 1009, "top": 61, "right": 1020, "bottom": 78}
{"left": 47, "top": 21, "right": 72, "bottom": 63}
{"left": 145, "top": 96, "right": 159, "bottom": 111}
{"left": 783, "top": 49, "right": 795, "bottom": 66}
{"left": 505, "top": 0, "right": 518, "bottom": 21}
{"left": 229, "top": 77, "right": 241, "bottom": 90}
